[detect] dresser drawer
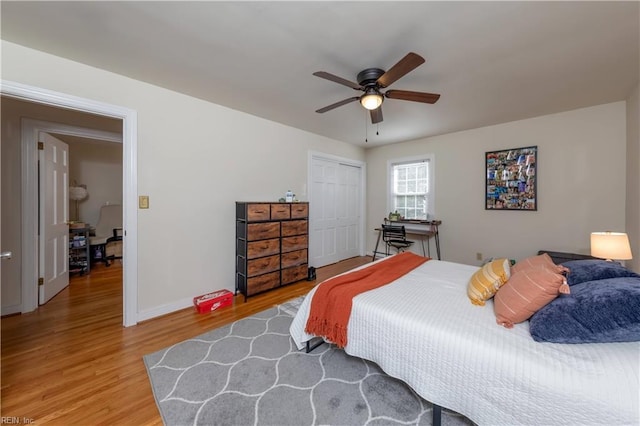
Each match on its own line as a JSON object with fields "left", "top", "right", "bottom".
{"left": 282, "top": 265, "right": 308, "bottom": 284}
{"left": 247, "top": 254, "right": 280, "bottom": 277}
{"left": 247, "top": 222, "right": 280, "bottom": 241}
{"left": 291, "top": 203, "right": 308, "bottom": 219}
{"left": 281, "top": 249, "right": 307, "bottom": 268}
{"left": 247, "top": 271, "right": 280, "bottom": 295}
{"left": 270, "top": 203, "right": 290, "bottom": 220}
{"left": 247, "top": 203, "right": 271, "bottom": 221}
{"left": 282, "top": 235, "right": 308, "bottom": 253}
{"left": 246, "top": 238, "right": 280, "bottom": 259}
{"left": 282, "top": 219, "right": 308, "bottom": 237}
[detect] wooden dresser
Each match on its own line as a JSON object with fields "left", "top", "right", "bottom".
{"left": 236, "top": 201, "right": 309, "bottom": 301}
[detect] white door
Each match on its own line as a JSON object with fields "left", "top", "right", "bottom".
{"left": 39, "top": 133, "right": 70, "bottom": 304}
{"left": 336, "top": 163, "right": 360, "bottom": 259}
{"left": 310, "top": 157, "right": 362, "bottom": 267}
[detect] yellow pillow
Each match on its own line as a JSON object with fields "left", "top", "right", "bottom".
{"left": 467, "top": 258, "right": 511, "bottom": 306}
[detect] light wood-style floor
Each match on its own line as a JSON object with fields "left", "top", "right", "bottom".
{"left": 1, "top": 256, "right": 370, "bottom": 425}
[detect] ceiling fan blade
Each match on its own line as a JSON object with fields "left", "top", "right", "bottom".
{"left": 376, "top": 52, "right": 425, "bottom": 88}
{"left": 385, "top": 90, "right": 440, "bottom": 104}
{"left": 313, "top": 71, "right": 362, "bottom": 90}
{"left": 370, "top": 107, "right": 383, "bottom": 124}
{"left": 315, "top": 97, "right": 360, "bottom": 113}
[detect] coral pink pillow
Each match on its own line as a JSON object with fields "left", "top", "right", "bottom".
{"left": 512, "top": 253, "right": 569, "bottom": 275}
{"left": 494, "top": 267, "right": 570, "bottom": 328}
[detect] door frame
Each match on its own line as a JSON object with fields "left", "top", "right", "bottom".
{"left": 2, "top": 79, "right": 139, "bottom": 327}
{"left": 307, "top": 151, "right": 367, "bottom": 265}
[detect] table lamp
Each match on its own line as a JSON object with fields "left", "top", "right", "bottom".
{"left": 69, "top": 184, "right": 88, "bottom": 222}
{"left": 590, "top": 231, "right": 633, "bottom": 261}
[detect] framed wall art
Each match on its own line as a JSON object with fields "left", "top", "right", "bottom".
{"left": 485, "top": 146, "right": 537, "bottom": 210}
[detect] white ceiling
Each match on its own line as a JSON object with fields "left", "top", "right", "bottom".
{"left": 2, "top": 1, "right": 638, "bottom": 147}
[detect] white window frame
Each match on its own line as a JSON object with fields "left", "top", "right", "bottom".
{"left": 387, "top": 154, "right": 435, "bottom": 220}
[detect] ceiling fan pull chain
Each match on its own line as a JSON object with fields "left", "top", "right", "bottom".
{"left": 376, "top": 123, "right": 379, "bottom": 136}
{"left": 365, "top": 111, "right": 368, "bottom": 143}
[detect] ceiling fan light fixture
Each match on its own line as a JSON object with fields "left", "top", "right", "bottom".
{"left": 360, "top": 89, "right": 383, "bottom": 110}
{"left": 313, "top": 52, "right": 439, "bottom": 124}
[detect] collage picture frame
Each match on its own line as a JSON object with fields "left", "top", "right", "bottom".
{"left": 485, "top": 146, "right": 537, "bottom": 210}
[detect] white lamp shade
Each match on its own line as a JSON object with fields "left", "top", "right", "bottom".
{"left": 590, "top": 232, "right": 633, "bottom": 260}
{"left": 360, "top": 93, "right": 383, "bottom": 110}
{"left": 69, "top": 186, "right": 88, "bottom": 201}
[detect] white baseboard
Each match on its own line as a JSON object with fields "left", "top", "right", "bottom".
{"left": 136, "top": 297, "right": 195, "bottom": 323}
{"left": 1, "top": 303, "right": 22, "bottom": 316}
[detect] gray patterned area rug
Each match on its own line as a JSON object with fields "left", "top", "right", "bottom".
{"left": 144, "top": 298, "right": 474, "bottom": 426}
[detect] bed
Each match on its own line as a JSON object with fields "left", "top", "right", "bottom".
{"left": 289, "top": 252, "right": 640, "bottom": 425}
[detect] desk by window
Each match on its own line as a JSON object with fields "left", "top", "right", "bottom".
{"left": 372, "top": 219, "right": 441, "bottom": 261}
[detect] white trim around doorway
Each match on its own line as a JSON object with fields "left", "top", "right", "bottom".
{"left": 2, "top": 80, "right": 139, "bottom": 327}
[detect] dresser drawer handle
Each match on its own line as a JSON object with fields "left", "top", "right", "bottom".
{"left": 256, "top": 259, "right": 272, "bottom": 267}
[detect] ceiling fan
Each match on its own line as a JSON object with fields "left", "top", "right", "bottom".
{"left": 313, "top": 52, "right": 440, "bottom": 124}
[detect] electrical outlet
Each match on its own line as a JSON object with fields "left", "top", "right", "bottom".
{"left": 476, "top": 252, "right": 483, "bottom": 261}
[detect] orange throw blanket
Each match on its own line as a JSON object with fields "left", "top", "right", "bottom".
{"left": 305, "top": 252, "right": 429, "bottom": 348}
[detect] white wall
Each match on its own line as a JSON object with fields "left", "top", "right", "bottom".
{"left": 1, "top": 41, "right": 365, "bottom": 318}
{"left": 366, "top": 102, "right": 628, "bottom": 267}
{"left": 67, "top": 139, "right": 123, "bottom": 226}
{"left": 626, "top": 84, "right": 639, "bottom": 272}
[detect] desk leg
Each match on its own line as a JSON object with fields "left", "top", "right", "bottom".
{"left": 421, "top": 237, "right": 426, "bottom": 257}
{"left": 435, "top": 231, "right": 441, "bottom": 260}
{"left": 372, "top": 229, "right": 382, "bottom": 261}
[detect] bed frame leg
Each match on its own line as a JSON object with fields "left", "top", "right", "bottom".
{"left": 305, "top": 337, "right": 324, "bottom": 353}
{"left": 432, "top": 404, "right": 442, "bottom": 426}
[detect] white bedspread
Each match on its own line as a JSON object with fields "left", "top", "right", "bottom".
{"left": 290, "top": 258, "right": 640, "bottom": 425}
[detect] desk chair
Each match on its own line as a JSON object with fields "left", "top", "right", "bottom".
{"left": 89, "top": 204, "right": 123, "bottom": 267}
{"left": 381, "top": 224, "right": 414, "bottom": 256}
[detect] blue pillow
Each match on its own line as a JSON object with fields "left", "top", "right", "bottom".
{"left": 561, "top": 259, "right": 640, "bottom": 286}
{"left": 529, "top": 276, "right": 640, "bottom": 343}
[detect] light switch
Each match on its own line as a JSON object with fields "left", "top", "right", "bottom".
{"left": 139, "top": 195, "right": 149, "bottom": 209}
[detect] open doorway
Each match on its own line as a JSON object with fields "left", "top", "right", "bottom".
{"left": 0, "top": 81, "right": 138, "bottom": 326}
{"left": 46, "top": 131, "right": 124, "bottom": 304}
{"left": 2, "top": 97, "right": 123, "bottom": 309}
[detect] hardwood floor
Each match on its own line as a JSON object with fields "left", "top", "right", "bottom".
{"left": 1, "top": 256, "right": 370, "bottom": 425}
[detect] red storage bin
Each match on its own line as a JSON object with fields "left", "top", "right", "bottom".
{"left": 193, "top": 290, "right": 233, "bottom": 314}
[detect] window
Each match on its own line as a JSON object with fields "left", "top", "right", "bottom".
{"left": 389, "top": 156, "right": 434, "bottom": 220}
